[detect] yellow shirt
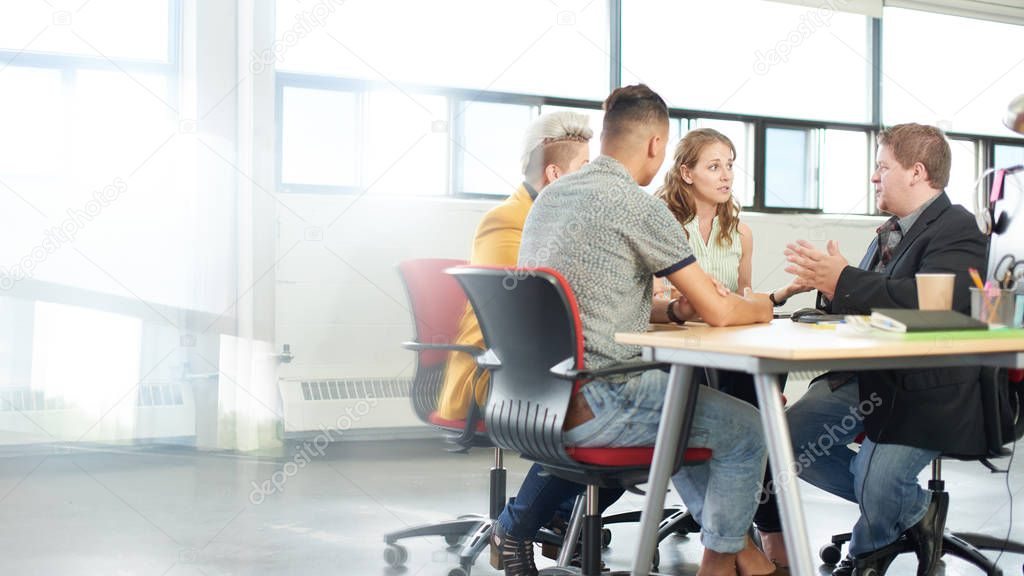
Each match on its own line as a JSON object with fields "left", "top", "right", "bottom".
{"left": 436, "top": 184, "right": 534, "bottom": 420}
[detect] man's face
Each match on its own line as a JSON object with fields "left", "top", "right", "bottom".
{"left": 871, "top": 144, "right": 914, "bottom": 216}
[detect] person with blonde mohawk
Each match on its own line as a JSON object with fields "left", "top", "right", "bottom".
{"left": 438, "top": 110, "right": 593, "bottom": 422}
{"left": 431, "top": 112, "right": 609, "bottom": 573}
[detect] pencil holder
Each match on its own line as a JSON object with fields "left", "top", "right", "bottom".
{"left": 970, "top": 286, "right": 1024, "bottom": 327}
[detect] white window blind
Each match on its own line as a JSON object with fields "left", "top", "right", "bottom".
{"left": 886, "top": 1, "right": 1024, "bottom": 25}
{"left": 766, "top": 0, "right": 882, "bottom": 17}
{"left": 770, "top": 0, "right": 1024, "bottom": 25}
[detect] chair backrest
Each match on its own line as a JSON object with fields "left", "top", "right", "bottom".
{"left": 449, "top": 266, "right": 583, "bottom": 465}
{"left": 397, "top": 258, "right": 469, "bottom": 422}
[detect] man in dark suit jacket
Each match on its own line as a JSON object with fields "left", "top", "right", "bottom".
{"left": 783, "top": 123, "right": 989, "bottom": 576}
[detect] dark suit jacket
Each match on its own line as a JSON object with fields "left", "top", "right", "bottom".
{"left": 817, "top": 192, "right": 990, "bottom": 455}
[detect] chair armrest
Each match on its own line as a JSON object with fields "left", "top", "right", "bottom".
{"left": 403, "top": 341, "right": 483, "bottom": 357}
{"left": 447, "top": 366, "right": 489, "bottom": 451}
{"left": 549, "top": 357, "right": 669, "bottom": 382}
{"left": 475, "top": 349, "right": 502, "bottom": 371}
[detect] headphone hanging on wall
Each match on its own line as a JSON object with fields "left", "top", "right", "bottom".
{"left": 976, "top": 165, "right": 1024, "bottom": 236}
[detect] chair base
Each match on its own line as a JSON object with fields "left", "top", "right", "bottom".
{"left": 384, "top": 452, "right": 507, "bottom": 575}
{"left": 532, "top": 506, "right": 697, "bottom": 570}
{"left": 383, "top": 515, "right": 497, "bottom": 575}
{"left": 943, "top": 531, "right": 1024, "bottom": 576}
{"left": 820, "top": 475, "right": 1024, "bottom": 576}
{"left": 821, "top": 529, "right": 1024, "bottom": 576}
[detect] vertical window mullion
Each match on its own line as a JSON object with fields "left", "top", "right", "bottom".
{"left": 870, "top": 17, "right": 882, "bottom": 128}
{"left": 754, "top": 119, "right": 766, "bottom": 212}
{"left": 813, "top": 128, "right": 824, "bottom": 210}
{"left": 451, "top": 98, "right": 464, "bottom": 196}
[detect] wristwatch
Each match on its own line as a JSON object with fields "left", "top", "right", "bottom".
{"left": 769, "top": 291, "right": 788, "bottom": 307}
{"left": 666, "top": 297, "right": 686, "bottom": 325}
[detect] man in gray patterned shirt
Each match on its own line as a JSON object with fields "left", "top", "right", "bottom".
{"left": 499, "top": 85, "right": 777, "bottom": 576}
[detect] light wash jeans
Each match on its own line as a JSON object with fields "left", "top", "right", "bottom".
{"left": 786, "top": 377, "right": 939, "bottom": 556}
{"left": 565, "top": 369, "right": 766, "bottom": 553}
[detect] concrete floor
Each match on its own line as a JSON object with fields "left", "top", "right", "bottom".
{"left": 0, "top": 438, "right": 1021, "bottom": 576}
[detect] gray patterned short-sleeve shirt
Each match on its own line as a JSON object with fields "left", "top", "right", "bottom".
{"left": 518, "top": 155, "right": 695, "bottom": 373}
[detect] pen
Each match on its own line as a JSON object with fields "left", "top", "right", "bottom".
{"left": 968, "top": 268, "right": 985, "bottom": 291}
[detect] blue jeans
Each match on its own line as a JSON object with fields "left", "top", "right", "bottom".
{"left": 497, "top": 463, "right": 623, "bottom": 539}
{"left": 565, "top": 369, "right": 767, "bottom": 554}
{"left": 786, "top": 377, "right": 939, "bottom": 556}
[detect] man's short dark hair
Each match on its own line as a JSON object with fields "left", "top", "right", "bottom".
{"left": 602, "top": 84, "right": 669, "bottom": 140}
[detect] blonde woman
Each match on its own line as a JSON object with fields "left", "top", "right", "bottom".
{"left": 656, "top": 128, "right": 808, "bottom": 568}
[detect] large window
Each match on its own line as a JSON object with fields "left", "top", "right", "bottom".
{"left": 280, "top": 87, "right": 359, "bottom": 188}
{"left": 765, "top": 127, "right": 816, "bottom": 210}
{"left": 622, "top": 0, "right": 872, "bottom": 123}
{"left": 883, "top": 8, "right": 1024, "bottom": 137}
{"left": 763, "top": 126, "right": 871, "bottom": 213}
{"left": 458, "top": 102, "right": 536, "bottom": 197}
{"left": 0, "top": 1, "right": 182, "bottom": 304}
{"left": 274, "top": 0, "right": 1024, "bottom": 213}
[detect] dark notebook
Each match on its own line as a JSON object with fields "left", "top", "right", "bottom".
{"left": 870, "top": 308, "right": 988, "bottom": 333}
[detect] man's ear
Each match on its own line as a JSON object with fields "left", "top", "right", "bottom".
{"left": 648, "top": 134, "right": 661, "bottom": 159}
{"left": 911, "top": 161, "right": 930, "bottom": 187}
{"left": 543, "top": 163, "right": 561, "bottom": 185}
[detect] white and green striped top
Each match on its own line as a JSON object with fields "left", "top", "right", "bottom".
{"left": 682, "top": 216, "right": 743, "bottom": 292}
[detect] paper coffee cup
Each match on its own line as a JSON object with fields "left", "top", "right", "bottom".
{"left": 916, "top": 273, "right": 955, "bottom": 310}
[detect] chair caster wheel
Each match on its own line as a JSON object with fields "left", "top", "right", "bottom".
{"left": 445, "top": 534, "right": 462, "bottom": 547}
{"left": 601, "top": 527, "right": 612, "bottom": 548}
{"left": 820, "top": 544, "right": 842, "bottom": 566}
{"left": 860, "top": 568, "right": 878, "bottom": 576}
{"left": 447, "top": 568, "right": 468, "bottom": 576}
{"left": 383, "top": 543, "right": 408, "bottom": 567}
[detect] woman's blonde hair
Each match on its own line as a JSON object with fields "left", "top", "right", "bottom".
{"left": 655, "top": 128, "right": 741, "bottom": 247}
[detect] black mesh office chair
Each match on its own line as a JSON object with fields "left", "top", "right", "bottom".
{"left": 819, "top": 367, "right": 1024, "bottom": 576}
{"left": 451, "top": 265, "right": 713, "bottom": 575}
{"left": 384, "top": 260, "right": 699, "bottom": 576}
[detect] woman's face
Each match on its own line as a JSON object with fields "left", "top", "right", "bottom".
{"left": 683, "top": 141, "right": 734, "bottom": 205}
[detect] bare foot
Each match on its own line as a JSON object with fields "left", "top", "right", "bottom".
{"left": 759, "top": 531, "right": 789, "bottom": 568}
{"left": 736, "top": 535, "right": 780, "bottom": 576}
{"left": 698, "top": 549, "right": 738, "bottom": 576}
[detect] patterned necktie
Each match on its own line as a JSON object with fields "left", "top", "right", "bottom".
{"left": 875, "top": 217, "right": 901, "bottom": 270}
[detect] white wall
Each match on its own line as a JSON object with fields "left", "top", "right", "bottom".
{"left": 274, "top": 194, "right": 887, "bottom": 383}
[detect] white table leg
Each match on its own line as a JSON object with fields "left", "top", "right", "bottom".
{"left": 631, "top": 364, "right": 694, "bottom": 576}
{"left": 753, "top": 373, "right": 815, "bottom": 576}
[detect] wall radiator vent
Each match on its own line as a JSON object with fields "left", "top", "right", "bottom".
{"left": 0, "top": 389, "right": 66, "bottom": 411}
{"left": 137, "top": 383, "right": 185, "bottom": 407}
{"left": 299, "top": 378, "right": 411, "bottom": 401}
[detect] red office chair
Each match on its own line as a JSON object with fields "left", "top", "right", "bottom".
{"left": 818, "top": 368, "right": 1024, "bottom": 576}
{"left": 451, "top": 265, "right": 713, "bottom": 575}
{"left": 383, "top": 258, "right": 504, "bottom": 576}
